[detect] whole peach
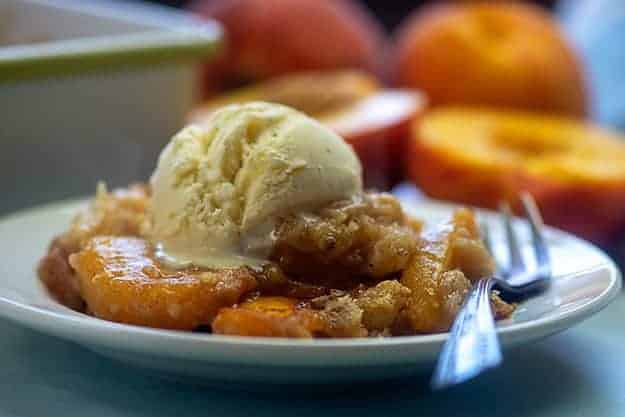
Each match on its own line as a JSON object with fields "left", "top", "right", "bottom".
{"left": 189, "top": 0, "right": 386, "bottom": 94}
{"left": 393, "top": 2, "right": 588, "bottom": 117}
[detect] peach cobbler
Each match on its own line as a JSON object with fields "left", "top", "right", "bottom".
{"left": 38, "top": 102, "right": 513, "bottom": 338}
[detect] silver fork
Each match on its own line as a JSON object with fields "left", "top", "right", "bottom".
{"left": 431, "top": 192, "right": 552, "bottom": 390}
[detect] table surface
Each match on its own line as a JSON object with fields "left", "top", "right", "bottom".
{"left": 0, "top": 291, "right": 623, "bottom": 417}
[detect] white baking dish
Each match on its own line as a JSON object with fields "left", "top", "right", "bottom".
{"left": 0, "top": 0, "right": 221, "bottom": 214}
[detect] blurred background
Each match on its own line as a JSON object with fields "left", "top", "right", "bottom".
{"left": 3, "top": 0, "right": 625, "bottom": 261}
{"left": 151, "top": 0, "right": 559, "bottom": 28}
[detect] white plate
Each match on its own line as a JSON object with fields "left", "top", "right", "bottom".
{"left": 0, "top": 198, "right": 620, "bottom": 387}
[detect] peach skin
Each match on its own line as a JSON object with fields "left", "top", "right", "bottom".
{"left": 393, "top": 2, "right": 588, "bottom": 117}
{"left": 189, "top": 0, "right": 386, "bottom": 94}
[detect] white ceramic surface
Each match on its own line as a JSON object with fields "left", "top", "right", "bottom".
{"left": 0, "top": 0, "right": 221, "bottom": 215}
{"left": 0, "top": 198, "right": 620, "bottom": 386}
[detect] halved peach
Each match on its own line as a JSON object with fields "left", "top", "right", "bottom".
{"left": 407, "top": 108, "right": 625, "bottom": 242}
{"left": 188, "top": 71, "right": 426, "bottom": 189}
{"left": 324, "top": 90, "right": 426, "bottom": 187}
{"left": 187, "top": 71, "right": 379, "bottom": 121}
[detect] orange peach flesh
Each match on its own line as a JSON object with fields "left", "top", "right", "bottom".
{"left": 408, "top": 108, "right": 625, "bottom": 242}
{"left": 70, "top": 237, "right": 257, "bottom": 330}
{"left": 212, "top": 297, "right": 323, "bottom": 338}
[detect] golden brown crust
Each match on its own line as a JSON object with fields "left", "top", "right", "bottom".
{"left": 312, "top": 293, "right": 368, "bottom": 338}
{"left": 491, "top": 291, "right": 517, "bottom": 319}
{"left": 65, "top": 183, "right": 149, "bottom": 249}
{"left": 355, "top": 280, "right": 411, "bottom": 333}
{"left": 272, "top": 193, "right": 420, "bottom": 283}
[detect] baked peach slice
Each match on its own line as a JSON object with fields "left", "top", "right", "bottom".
{"left": 393, "top": 2, "right": 588, "bottom": 117}
{"left": 38, "top": 184, "right": 149, "bottom": 311}
{"left": 188, "top": 71, "right": 425, "bottom": 188}
{"left": 401, "top": 209, "right": 495, "bottom": 333}
{"left": 212, "top": 296, "right": 324, "bottom": 338}
{"left": 70, "top": 237, "right": 257, "bottom": 330}
{"left": 407, "top": 108, "right": 625, "bottom": 242}
{"left": 400, "top": 208, "right": 513, "bottom": 334}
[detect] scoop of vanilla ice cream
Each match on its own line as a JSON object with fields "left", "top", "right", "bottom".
{"left": 148, "top": 102, "right": 363, "bottom": 268}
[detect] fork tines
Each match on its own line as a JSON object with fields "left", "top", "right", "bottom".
{"left": 483, "top": 193, "right": 552, "bottom": 286}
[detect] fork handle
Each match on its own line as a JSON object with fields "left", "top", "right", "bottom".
{"left": 431, "top": 277, "right": 502, "bottom": 390}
